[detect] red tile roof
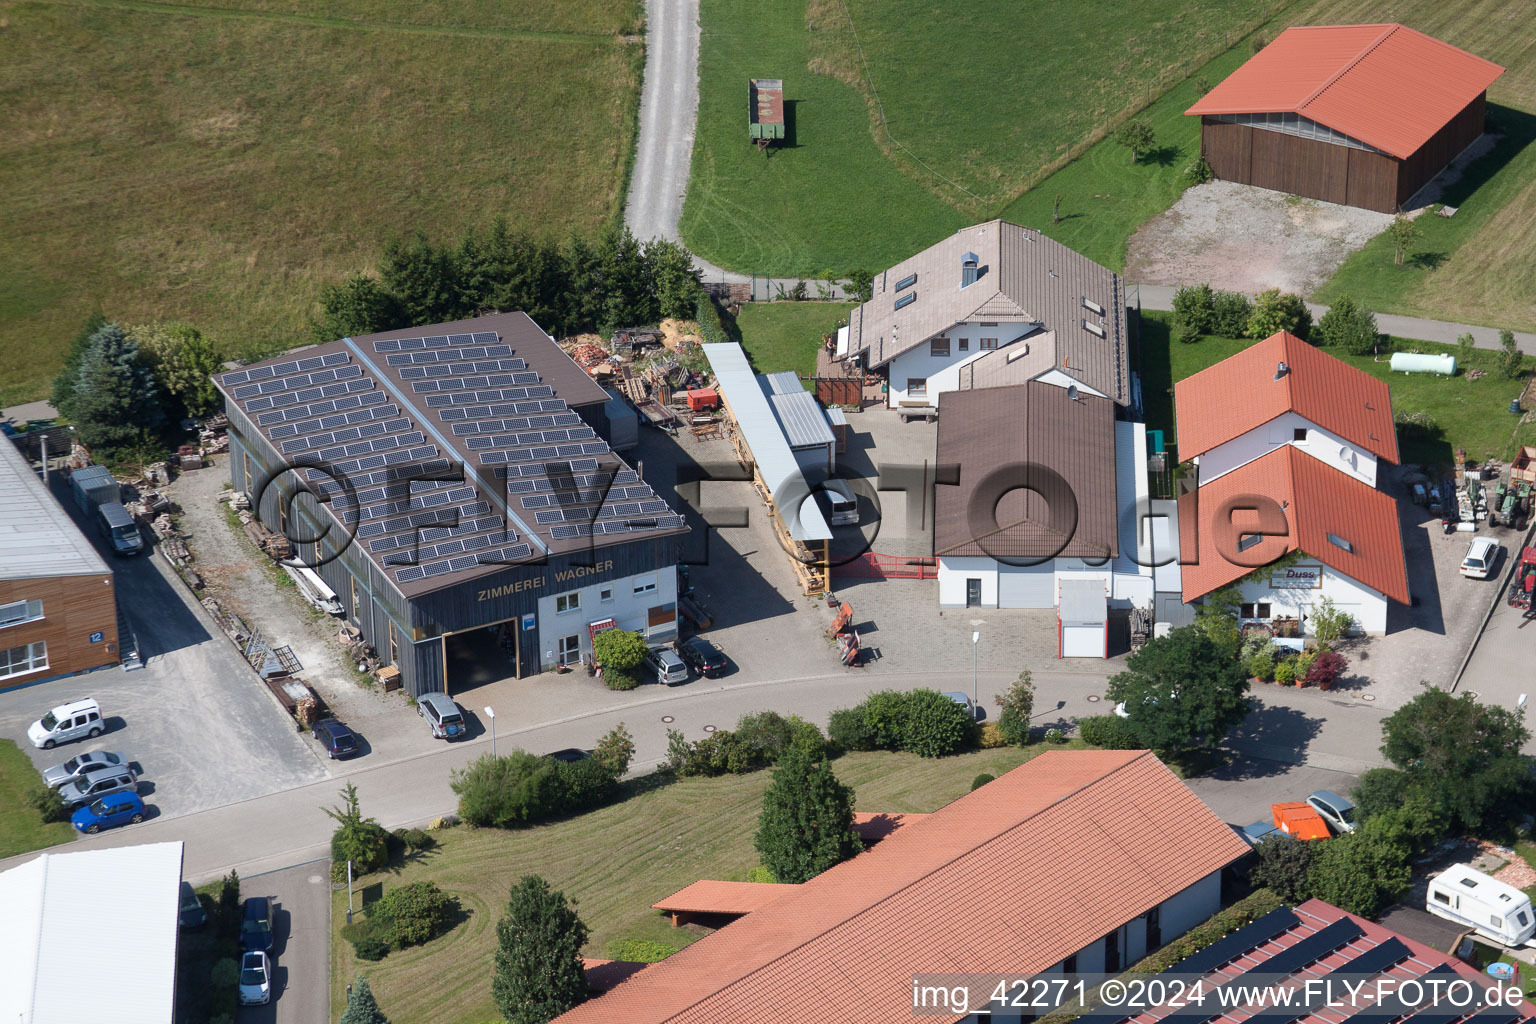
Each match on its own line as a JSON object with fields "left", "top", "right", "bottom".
{"left": 651, "top": 880, "right": 797, "bottom": 916}
{"left": 555, "top": 750, "right": 1250, "bottom": 1024}
{"left": 851, "top": 811, "right": 927, "bottom": 843}
{"left": 1174, "top": 331, "right": 1399, "bottom": 463}
{"left": 582, "top": 959, "right": 653, "bottom": 993}
{"left": 1185, "top": 24, "right": 1504, "bottom": 160}
{"left": 1177, "top": 446, "right": 1410, "bottom": 605}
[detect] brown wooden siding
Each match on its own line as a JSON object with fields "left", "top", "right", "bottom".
{"left": 1202, "top": 117, "right": 1402, "bottom": 213}
{"left": 1398, "top": 92, "right": 1486, "bottom": 205}
{"left": 0, "top": 574, "right": 118, "bottom": 689}
{"left": 1200, "top": 118, "right": 1251, "bottom": 183}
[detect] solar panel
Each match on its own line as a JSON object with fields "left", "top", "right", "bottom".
{"left": 1239, "top": 941, "right": 1410, "bottom": 1024}
{"left": 1336, "top": 965, "right": 1457, "bottom": 1023}
{"left": 1404, "top": 1005, "right": 1479, "bottom": 1024}
{"left": 1460, "top": 1010, "right": 1520, "bottom": 1024}
{"left": 1258, "top": 919, "right": 1362, "bottom": 979}
{"left": 1171, "top": 909, "right": 1299, "bottom": 978}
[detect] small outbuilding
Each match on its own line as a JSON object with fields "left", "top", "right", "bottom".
{"left": 1057, "top": 578, "right": 1108, "bottom": 659}
{"left": 1186, "top": 24, "right": 1504, "bottom": 212}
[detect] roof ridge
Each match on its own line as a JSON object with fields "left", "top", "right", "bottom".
{"left": 1295, "top": 23, "right": 1400, "bottom": 111}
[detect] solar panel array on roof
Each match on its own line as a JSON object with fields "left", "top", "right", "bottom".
{"left": 221, "top": 349, "right": 351, "bottom": 386}
{"left": 1341, "top": 965, "right": 1457, "bottom": 1022}
{"left": 1255, "top": 918, "right": 1363, "bottom": 979}
{"left": 1173, "top": 908, "right": 1301, "bottom": 977}
{"left": 1243, "top": 938, "right": 1410, "bottom": 1024}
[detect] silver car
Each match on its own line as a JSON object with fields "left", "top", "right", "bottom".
{"left": 42, "top": 751, "right": 128, "bottom": 790}
{"left": 57, "top": 765, "right": 138, "bottom": 809}
{"left": 644, "top": 646, "right": 689, "bottom": 685}
{"left": 1306, "top": 790, "right": 1358, "bottom": 834}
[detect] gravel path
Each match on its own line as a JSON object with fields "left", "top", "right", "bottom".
{"left": 1125, "top": 181, "right": 1395, "bottom": 297}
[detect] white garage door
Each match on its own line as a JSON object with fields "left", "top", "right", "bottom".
{"left": 1061, "top": 622, "right": 1106, "bottom": 658}
{"left": 998, "top": 563, "right": 1054, "bottom": 608}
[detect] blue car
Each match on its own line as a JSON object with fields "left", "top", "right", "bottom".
{"left": 72, "top": 791, "right": 146, "bottom": 834}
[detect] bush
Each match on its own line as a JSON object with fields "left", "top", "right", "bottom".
{"left": 1244, "top": 647, "right": 1276, "bottom": 681}
{"left": 1316, "top": 295, "right": 1379, "bottom": 354}
{"left": 994, "top": 671, "right": 1036, "bottom": 746}
{"left": 28, "top": 786, "right": 68, "bottom": 823}
{"left": 680, "top": 730, "right": 755, "bottom": 776}
{"left": 211, "top": 957, "right": 240, "bottom": 989}
{"left": 391, "top": 827, "right": 435, "bottom": 852}
{"left": 607, "top": 939, "right": 677, "bottom": 963}
{"left": 859, "top": 690, "right": 914, "bottom": 750}
{"left": 603, "top": 666, "right": 640, "bottom": 691}
{"left": 828, "top": 706, "right": 876, "bottom": 752}
{"left": 326, "top": 783, "right": 390, "bottom": 881}
{"left": 1044, "top": 728, "right": 1066, "bottom": 743}
{"left": 1184, "top": 157, "right": 1214, "bottom": 186}
{"left": 971, "top": 773, "right": 995, "bottom": 791}
{"left": 746, "top": 866, "right": 777, "bottom": 883}
{"left": 593, "top": 628, "right": 647, "bottom": 673}
{"left": 662, "top": 727, "right": 691, "bottom": 774}
{"left": 898, "top": 689, "right": 975, "bottom": 757}
{"left": 367, "top": 880, "right": 459, "bottom": 948}
{"left": 1172, "top": 284, "right": 1217, "bottom": 335}
{"left": 977, "top": 722, "right": 1008, "bottom": 748}
{"left": 734, "top": 711, "right": 825, "bottom": 764}
{"left": 1274, "top": 660, "right": 1297, "bottom": 685}
{"left": 1129, "top": 889, "right": 1285, "bottom": 974}
{"left": 1247, "top": 288, "right": 1312, "bottom": 340}
{"left": 1306, "top": 650, "right": 1348, "bottom": 688}
{"left": 451, "top": 752, "right": 562, "bottom": 828}
{"left": 353, "top": 933, "right": 390, "bottom": 962}
{"left": 555, "top": 757, "right": 619, "bottom": 812}
{"left": 1211, "top": 291, "right": 1252, "bottom": 337}
{"left": 1171, "top": 317, "right": 1202, "bottom": 345}
{"left": 1078, "top": 714, "right": 1143, "bottom": 750}
{"left": 1249, "top": 834, "right": 1318, "bottom": 903}
{"left": 593, "top": 723, "right": 635, "bottom": 779}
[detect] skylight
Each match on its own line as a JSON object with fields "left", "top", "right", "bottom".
{"left": 895, "top": 293, "right": 916, "bottom": 311}
{"left": 895, "top": 273, "right": 917, "bottom": 292}
{"left": 1237, "top": 534, "right": 1263, "bottom": 553}
{"left": 1327, "top": 533, "right": 1354, "bottom": 553}
{"left": 1083, "top": 320, "right": 1106, "bottom": 338}
{"left": 1082, "top": 297, "right": 1106, "bottom": 316}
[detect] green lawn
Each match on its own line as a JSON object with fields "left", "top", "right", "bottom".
{"left": 329, "top": 743, "right": 1078, "bottom": 1024}
{"left": 0, "top": 739, "right": 75, "bottom": 859}
{"left": 1139, "top": 310, "right": 1536, "bottom": 465}
{"left": 0, "top": 0, "right": 642, "bottom": 406}
{"left": 734, "top": 300, "right": 855, "bottom": 379}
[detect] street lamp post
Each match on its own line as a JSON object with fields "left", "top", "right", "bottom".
{"left": 971, "top": 631, "right": 980, "bottom": 720}
{"left": 484, "top": 706, "right": 497, "bottom": 757}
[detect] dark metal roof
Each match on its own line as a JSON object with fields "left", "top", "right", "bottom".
{"left": 934, "top": 381, "right": 1118, "bottom": 560}
{"left": 214, "top": 312, "right": 687, "bottom": 599}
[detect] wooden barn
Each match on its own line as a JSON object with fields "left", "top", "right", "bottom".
{"left": 1186, "top": 24, "right": 1503, "bottom": 213}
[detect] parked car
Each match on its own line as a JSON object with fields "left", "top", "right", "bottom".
{"left": 179, "top": 880, "right": 208, "bottom": 930}
{"left": 238, "top": 950, "right": 272, "bottom": 1005}
{"left": 240, "top": 896, "right": 274, "bottom": 952}
{"left": 678, "top": 636, "right": 729, "bottom": 677}
{"left": 644, "top": 646, "right": 689, "bottom": 685}
{"left": 941, "top": 692, "right": 978, "bottom": 720}
{"left": 312, "top": 718, "right": 359, "bottom": 759}
{"left": 417, "top": 692, "right": 466, "bottom": 740}
{"left": 1306, "top": 790, "right": 1358, "bottom": 834}
{"left": 544, "top": 748, "right": 591, "bottom": 762}
{"left": 71, "top": 791, "right": 145, "bottom": 834}
{"left": 1238, "top": 820, "right": 1281, "bottom": 846}
{"left": 57, "top": 765, "right": 138, "bottom": 809}
{"left": 1460, "top": 536, "right": 1501, "bottom": 579}
{"left": 27, "top": 697, "right": 104, "bottom": 749}
{"left": 42, "top": 750, "right": 128, "bottom": 789}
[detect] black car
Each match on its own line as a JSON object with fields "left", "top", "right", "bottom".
{"left": 240, "top": 896, "right": 274, "bottom": 952}
{"left": 178, "top": 880, "right": 207, "bottom": 930}
{"left": 544, "top": 748, "right": 590, "bottom": 763}
{"left": 678, "top": 636, "right": 728, "bottom": 677}
{"left": 312, "top": 718, "right": 359, "bottom": 759}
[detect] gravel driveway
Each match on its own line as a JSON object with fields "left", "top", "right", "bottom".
{"left": 1125, "top": 181, "right": 1394, "bottom": 296}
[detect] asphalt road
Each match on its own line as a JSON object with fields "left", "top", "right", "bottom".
{"left": 237, "top": 860, "right": 331, "bottom": 1024}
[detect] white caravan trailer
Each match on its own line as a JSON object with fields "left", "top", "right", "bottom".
{"left": 1425, "top": 864, "right": 1536, "bottom": 947}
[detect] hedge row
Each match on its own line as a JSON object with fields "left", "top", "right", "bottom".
{"left": 451, "top": 751, "right": 622, "bottom": 829}
{"left": 829, "top": 689, "right": 974, "bottom": 758}
{"left": 665, "top": 711, "right": 825, "bottom": 777}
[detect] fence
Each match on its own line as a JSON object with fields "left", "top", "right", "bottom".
{"left": 834, "top": 553, "right": 939, "bottom": 581}
{"left": 702, "top": 278, "right": 855, "bottom": 303}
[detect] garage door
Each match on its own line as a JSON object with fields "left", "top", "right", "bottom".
{"left": 998, "top": 563, "right": 1054, "bottom": 608}
{"left": 1061, "top": 622, "right": 1106, "bottom": 658}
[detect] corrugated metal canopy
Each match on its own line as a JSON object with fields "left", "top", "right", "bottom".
{"left": 767, "top": 389, "right": 835, "bottom": 450}
{"left": 0, "top": 438, "right": 111, "bottom": 580}
{"left": 0, "top": 842, "right": 184, "bottom": 1024}
{"left": 704, "top": 344, "right": 832, "bottom": 542}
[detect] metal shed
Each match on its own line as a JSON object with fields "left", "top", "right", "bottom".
{"left": 1058, "top": 579, "right": 1108, "bottom": 659}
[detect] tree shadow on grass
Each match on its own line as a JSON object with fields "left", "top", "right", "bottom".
{"left": 1145, "top": 144, "right": 1181, "bottom": 167}
{"left": 1408, "top": 251, "right": 1449, "bottom": 271}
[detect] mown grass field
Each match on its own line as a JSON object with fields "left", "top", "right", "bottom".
{"left": 734, "top": 300, "right": 855, "bottom": 378}
{"left": 1139, "top": 311, "right": 1536, "bottom": 465}
{"left": 328, "top": 743, "right": 1084, "bottom": 1023}
{"left": 0, "top": 739, "right": 75, "bottom": 859}
{"left": 0, "top": 0, "right": 642, "bottom": 406}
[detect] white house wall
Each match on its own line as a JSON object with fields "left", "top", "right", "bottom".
{"left": 1233, "top": 564, "right": 1387, "bottom": 635}
{"left": 1196, "top": 412, "right": 1379, "bottom": 487}
{"left": 938, "top": 557, "right": 1000, "bottom": 607}
{"left": 1160, "top": 870, "right": 1223, "bottom": 940}
{"left": 535, "top": 569, "right": 678, "bottom": 669}
{"left": 885, "top": 322, "right": 1039, "bottom": 407}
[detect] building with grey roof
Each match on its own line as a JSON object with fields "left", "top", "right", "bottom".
{"left": 214, "top": 312, "right": 689, "bottom": 696}
{"left": 0, "top": 439, "right": 120, "bottom": 689}
{"left": 840, "top": 220, "right": 1130, "bottom": 412}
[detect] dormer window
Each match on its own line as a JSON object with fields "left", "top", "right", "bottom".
{"left": 961, "top": 252, "right": 979, "bottom": 288}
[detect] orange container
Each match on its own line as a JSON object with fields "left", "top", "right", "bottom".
{"left": 686, "top": 388, "right": 719, "bottom": 412}
{"left": 1272, "top": 801, "right": 1330, "bottom": 841}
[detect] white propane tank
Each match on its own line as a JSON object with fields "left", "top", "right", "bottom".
{"left": 1389, "top": 352, "right": 1457, "bottom": 375}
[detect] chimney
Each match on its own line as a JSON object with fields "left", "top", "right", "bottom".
{"left": 1274, "top": 361, "right": 1289, "bottom": 381}
{"left": 960, "top": 252, "right": 979, "bottom": 288}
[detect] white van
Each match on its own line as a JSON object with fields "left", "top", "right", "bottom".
{"left": 27, "top": 698, "right": 105, "bottom": 749}
{"left": 1426, "top": 864, "right": 1536, "bottom": 947}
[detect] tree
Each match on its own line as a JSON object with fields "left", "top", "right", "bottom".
{"left": 754, "top": 745, "right": 862, "bottom": 884}
{"left": 313, "top": 273, "right": 403, "bottom": 343}
{"left": 1193, "top": 586, "right": 1242, "bottom": 658}
{"left": 1247, "top": 288, "right": 1312, "bottom": 340}
{"left": 1052, "top": 193, "right": 1064, "bottom": 223}
{"left": 1106, "top": 626, "right": 1251, "bottom": 757}
{"left": 69, "top": 323, "right": 166, "bottom": 458}
{"left": 1307, "top": 815, "right": 1412, "bottom": 916}
{"left": 1172, "top": 283, "right": 1217, "bottom": 336}
{"left": 1351, "top": 766, "right": 1411, "bottom": 819}
{"left": 597, "top": 224, "right": 654, "bottom": 333}
{"left": 51, "top": 311, "right": 108, "bottom": 419}
{"left": 592, "top": 723, "right": 635, "bottom": 779}
{"left": 450, "top": 751, "right": 561, "bottom": 828}
{"left": 1114, "top": 119, "right": 1155, "bottom": 164}
{"left": 846, "top": 269, "right": 875, "bottom": 303}
{"left": 325, "top": 782, "right": 389, "bottom": 880}
{"left": 592, "top": 628, "right": 648, "bottom": 689}
{"left": 1248, "top": 835, "right": 1317, "bottom": 903}
{"left": 492, "top": 875, "right": 590, "bottom": 1024}
{"left": 994, "top": 670, "right": 1036, "bottom": 746}
{"left": 1315, "top": 296, "right": 1379, "bottom": 355}
{"left": 132, "top": 321, "right": 224, "bottom": 418}
{"left": 1388, "top": 216, "right": 1420, "bottom": 267}
{"left": 339, "top": 977, "right": 391, "bottom": 1024}
{"left": 642, "top": 239, "right": 704, "bottom": 320}
{"left": 1195, "top": 75, "right": 1212, "bottom": 95}
{"left": 1377, "top": 687, "right": 1532, "bottom": 830}
{"left": 1457, "top": 331, "right": 1476, "bottom": 353}
{"left": 381, "top": 231, "right": 465, "bottom": 326}
{"left": 1307, "top": 596, "right": 1356, "bottom": 648}
{"left": 1498, "top": 328, "right": 1524, "bottom": 379}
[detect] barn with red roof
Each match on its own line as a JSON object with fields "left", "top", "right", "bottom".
{"left": 1186, "top": 24, "right": 1503, "bottom": 212}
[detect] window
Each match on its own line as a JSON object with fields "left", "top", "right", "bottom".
{"left": 1240, "top": 603, "right": 1272, "bottom": 619}
{"left": 388, "top": 626, "right": 399, "bottom": 666}
{"left": 0, "top": 641, "right": 48, "bottom": 681}
{"left": 349, "top": 575, "right": 360, "bottom": 622}
{"left": 1327, "top": 532, "right": 1354, "bottom": 553}
{"left": 558, "top": 634, "right": 581, "bottom": 665}
{"left": 894, "top": 292, "right": 916, "bottom": 311}
{"left": 1237, "top": 534, "right": 1263, "bottom": 553}
{"left": 0, "top": 599, "right": 43, "bottom": 629}
{"left": 1517, "top": 910, "right": 1530, "bottom": 927}
{"left": 1062, "top": 954, "right": 1077, "bottom": 975}
{"left": 1293, "top": 428, "right": 1308, "bottom": 442}
{"left": 555, "top": 591, "right": 580, "bottom": 614}
{"left": 633, "top": 575, "right": 658, "bottom": 596}
{"left": 1433, "top": 890, "right": 1452, "bottom": 905}
{"left": 907, "top": 378, "right": 927, "bottom": 397}
{"left": 894, "top": 272, "right": 917, "bottom": 292}
{"left": 930, "top": 338, "right": 950, "bottom": 357}
{"left": 1491, "top": 916, "right": 1503, "bottom": 928}
{"left": 979, "top": 338, "right": 998, "bottom": 350}
{"left": 600, "top": 586, "right": 614, "bottom": 603}
{"left": 958, "top": 338, "right": 969, "bottom": 351}
{"left": 980, "top": 322, "right": 998, "bottom": 327}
